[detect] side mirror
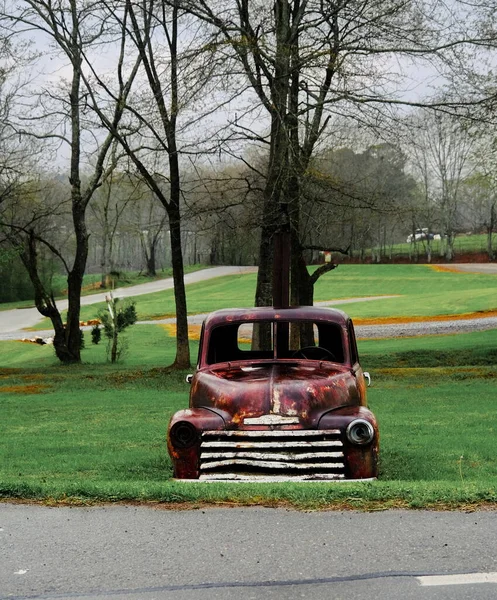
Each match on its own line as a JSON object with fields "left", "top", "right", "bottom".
{"left": 364, "top": 372, "right": 371, "bottom": 386}
{"left": 186, "top": 374, "right": 193, "bottom": 384}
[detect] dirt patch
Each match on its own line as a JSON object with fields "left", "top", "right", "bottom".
{"left": 430, "top": 265, "right": 470, "bottom": 274}
{"left": 1, "top": 384, "right": 51, "bottom": 394}
{"left": 375, "top": 366, "right": 497, "bottom": 379}
{"left": 1, "top": 497, "right": 496, "bottom": 512}
{"left": 21, "top": 374, "right": 46, "bottom": 382}
{"left": 429, "top": 263, "right": 497, "bottom": 275}
{"left": 0, "top": 368, "right": 22, "bottom": 376}
{"left": 161, "top": 323, "right": 202, "bottom": 340}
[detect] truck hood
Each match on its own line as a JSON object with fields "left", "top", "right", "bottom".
{"left": 189, "top": 362, "right": 361, "bottom": 427}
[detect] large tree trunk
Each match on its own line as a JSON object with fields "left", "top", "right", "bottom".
{"left": 253, "top": 0, "right": 291, "bottom": 317}
{"left": 169, "top": 204, "right": 190, "bottom": 368}
{"left": 252, "top": 218, "right": 276, "bottom": 351}
{"left": 252, "top": 24, "right": 291, "bottom": 350}
{"left": 65, "top": 269, "right": 85, "bottom": 362}
{"left": 63, "top": 50, "right": 87, "bottom": 362}
{"left": 19, "top": 232, "right": 78, "bottom": 362}
{"left": 167, "top": 114, "right": 190, "bottom": 366}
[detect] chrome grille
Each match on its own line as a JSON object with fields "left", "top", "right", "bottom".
{"left": 199, "top": 429, "right": 345, "bottom": 481}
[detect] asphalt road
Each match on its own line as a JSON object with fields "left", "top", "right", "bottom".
{"left": 1, "top": 504, "right": 497, "bottom": 600}
{"left": 0, "top": 266, "right": 257, "bottom": 337}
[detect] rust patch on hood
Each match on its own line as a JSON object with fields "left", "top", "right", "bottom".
{"left": 191, "top": 362, "right": 358, "bottom": 427}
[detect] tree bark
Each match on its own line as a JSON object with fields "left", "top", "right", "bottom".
{"left": 19, "top": 231, "right": 74, "bottom": 362}
{"left": 254, "top": 0, "right": 291, "bottom": 311}
{"left": 169, "top": 202, "right": 190, "bottom": 368}
{"left": 146, "top": 247, "right": 157, "bottom": 277}
{"left": 487, "top": 202, "right": 496, "bottom": 260}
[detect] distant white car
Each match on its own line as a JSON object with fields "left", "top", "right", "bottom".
{"left": 407, "top": 229, "right": 435, "bottom": 243}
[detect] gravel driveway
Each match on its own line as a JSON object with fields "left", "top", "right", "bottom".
{"left": 438, "top": 263, "right": 497, "bottom": 274}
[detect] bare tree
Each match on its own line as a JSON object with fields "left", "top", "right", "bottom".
{"left": 135, "top": 187, "right": 169, "bottom": 277}
{"left": 460, "top": 131, "right": 497, "bottom": 260}
{"left": 0, "top": 34, "right": 60, "bottom": 300}
{"left": 0, "top": 0, "right": 142, "bottom": 362}
{"left": 181, "top": 161, "right": 263, "bottom": 266}
{"left": 0, "top": 34, "right": 35, "bottom": 208}
{"left": 89, "top": 157, "right": 147, "bottom": 286}
{"left": 407, "top": 109, "right": 477, "bottom": 261}
{"left": 88, "top": 0, "right": 235, "bottom": 368}
{"left": 175, "top": 0, "right": 497, "bottom": 318}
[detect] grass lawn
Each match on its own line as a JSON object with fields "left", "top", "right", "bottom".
{"left": 131, "top": 263, "right": 497, "bottom": 320}
{"left": 320, "top": 264, "right": 497, "bottom": 320}
{"left": 1, "top": 326, "right": 497, "bottom": 509}
{"left": 364, "top": 232, "right": 496, "bottom": 259}
{"left": 23, "top": 263, "right": 497, "bottom": 332}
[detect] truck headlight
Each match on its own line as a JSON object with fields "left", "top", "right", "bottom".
{"left": 346, "top": 419, "right": 374, "bottom": 445}
{"left": 170, "top": 421, "right": 198, "bottom": 449}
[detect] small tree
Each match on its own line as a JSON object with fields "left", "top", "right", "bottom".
{"left": 96, "top": 294, "right": 137, "bottom": 363}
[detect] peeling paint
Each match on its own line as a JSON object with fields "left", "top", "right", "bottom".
{"left": 167, "top": 307, "right": 379, "bottom": 481}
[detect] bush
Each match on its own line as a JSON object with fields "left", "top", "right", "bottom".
{"left": 97, "top": 296, "right": 137, "bottom": 362}
{"left": 91, "top": 325, "right": 102, "bottom": 345}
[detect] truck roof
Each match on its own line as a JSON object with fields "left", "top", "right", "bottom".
{"left": 202, "top": 306, "right": 351, "bottom": 329}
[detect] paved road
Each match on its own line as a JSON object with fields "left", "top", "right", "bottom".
{"left": 1, "top": 504, "right": 497, "bottom": 600}
{"left": 0, "top": 267, "right": 257, "bottom": 337}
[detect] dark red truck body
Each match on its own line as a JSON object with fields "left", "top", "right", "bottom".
{"left": 167, "top": 306, "right": 378, "bottom": 481}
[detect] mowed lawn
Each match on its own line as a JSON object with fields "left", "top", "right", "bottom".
{"left": 26, "top": 264, "right": 497, "bottom": 331}
{"left": 1, "top": 319, "right": 497, "bottom": 508}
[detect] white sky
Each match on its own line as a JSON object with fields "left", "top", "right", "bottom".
{"left": 8, "top": 1, "right": 494, "bottom": 174}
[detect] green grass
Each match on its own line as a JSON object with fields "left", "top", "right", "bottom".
{"left": 130, "top": 263, "right": 497, "bottom": 319}
{"left": 2, "top": 265, "right": 497, "bottom": 508}
{"left": 319, "top": 264, "right": 497, "bottom": 319}
{"left": 359, "top": 328, "right": 497, "bottom": 369}
{"left": 23, "top": 263, "right": 497, "bottom": 332}
{"left": 1, "top": 327, "right": 497, "bottom": 508}
{"left": 364, "top": 232, "right": 496, "bottom": 258}
{"left": 369, "top": 371, "right": 497, "bottom": 480}
{"left": 0, "top": 325, "right": 187, "bottom": 368}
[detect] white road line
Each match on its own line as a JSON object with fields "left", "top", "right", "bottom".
{"left": 418, "top": 573, "right": 497, "bottom": 587}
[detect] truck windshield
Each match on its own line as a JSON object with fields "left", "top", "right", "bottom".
{"left": 206, "top": 320, "right": 344, "bottom": 365}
